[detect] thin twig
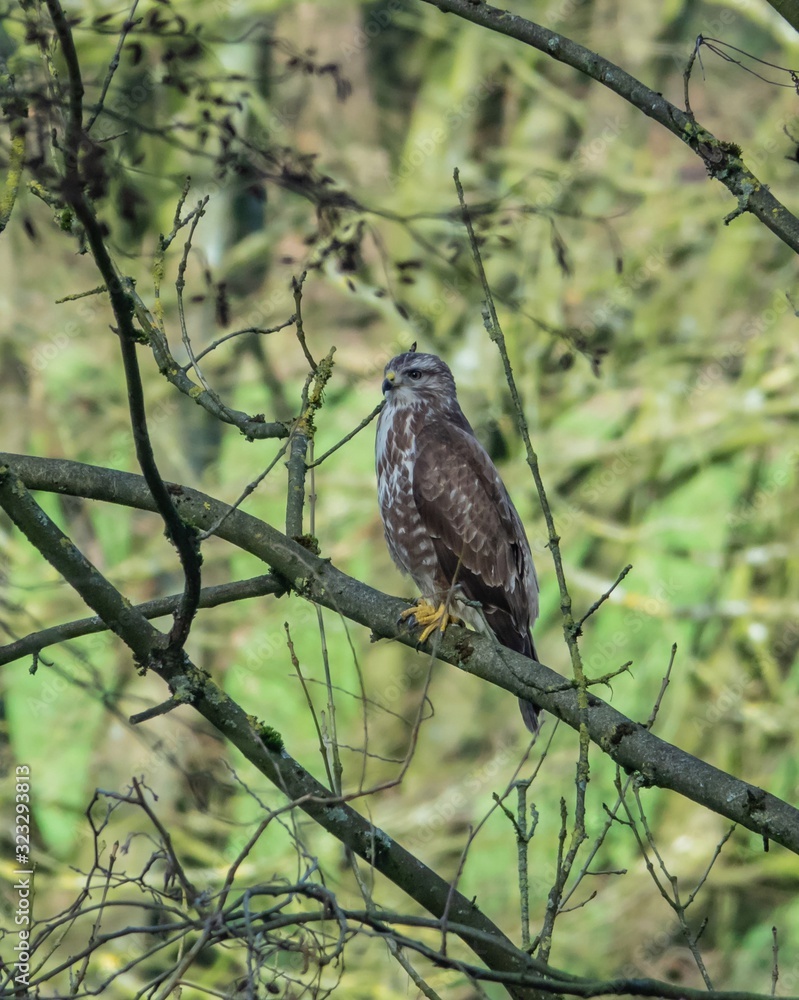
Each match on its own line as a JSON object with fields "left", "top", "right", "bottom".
{"left": 493, "top": 724, "right": 558, "bottom": 951}
{"left": 292, "top": 270, "right": 317, "bottom": 369}
{"left": 683, "top": 34, "right": 703, "bottom": 116}
{"left": 86, "top": 0, "right": 142, "bottom": 132}
{"left": 152, "top": 177, "right": 193, "bottom": 332}
{"left": 188, "top": 315, "right": 297, "bottom": 367}
{"left": 383, "top": 939, "right": 446, "bottom": 1000}
{"left": 685, "top": 824, "right": 736, "bottom": 909}
{"left": 306, "top": 402, "right": 384, "bottom": 468}
{"left": 420, "top": 0, "right": 799, "bottom": 256}
{"left": 317, "top": 606, "right": 343, "bottom": 795}
{"left": 626, "top": 781, "right": 715, "bottom": 989}
{"left": 197, "top": 437, "right": 294, "bottom": 541}
{"left": 455, "top": 167, "right": 589, "bottom": 962}
{"left": 285, "top": 622, "right": 335, "bottom": 791}
{"left": 576, "top": 564, "right": 632, "bottom": 628}
{"left": 0, "top": 575, "right": 283, "bottom": 667}
{"left": 176, "top": 197, "right": 212, "bottom": 392}
{"left": 70, "top": 841, "right": 118, "bottom": 991}
{"left": 559, "top": 764, "right": 631, "bottom": 913}
{"left": 309, "top": 440, "right": 370, "bottom": 793}
{"left": 125, "top": 274, "right": 289, "bottom": 439}
{"left": 557, "top": 890, "right": 597, "bottom": 914}
{"left": 701, "top": 36, "right": 799, "bottom": 88}
{"left": 129, "top": 699, "right": 183, "bottom": 724}
{"left": 514, "top": 783, "right": 538, "bottom": 949}
{"left": 45, "top": 0, "right": 202, "bottom": 653}
{"left": 54, "top": 285, "right": 107, "bottom": 303}
{"left": 128, "top": 778, "right": 200, "bottom": 904}
{"left": 286, "top": 369, "right": 314, "bottom": 538}
{"left": 646, "top": 644, "right": 678, "bottom": 729}
{"left": 439, "top": 735, "right": 541, "bottom": 959}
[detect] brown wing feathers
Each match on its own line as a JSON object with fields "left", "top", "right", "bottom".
{"left": 376, "top": 349, "right": 541, "bottom": 734}
{"left": 411, "top": 422, "right": 532, "bottom": 651}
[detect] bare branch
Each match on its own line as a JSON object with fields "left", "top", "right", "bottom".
{"left": 286, "top": 346, "right": 336, "bottom": 537}
{"left": 423, "top": 0, "right": 799, "bottom": 255}
{"left": 189, "top": 315, "right": 297, "bottom": 367}
{"left": 646, "top": 644, "right": 678, "bottom": 730}
{"left": 306, "top": 401, "right": 384, "bottom": 469}
{"left": 85, "top": 0, "right": 142, "bottom": 132}
{"left": 45, "top": 0, "right": 203, "bottom": 654}
{"left": 292, "top": 270, "right": 317, "bottom": 369}
{"left": 455, "top": 169, "right": 590, "bottom": 960}
{"left": 576, "top": 564, "right": 633, "bottom": 629}
{"left": 0, "top": 460, "right": 552, "bottom": 999}
{"left": 4, "top": 454, "right": 799, "bottom": 862}
{"left": 0, "top": 575, "right": 284, "bottom": 667}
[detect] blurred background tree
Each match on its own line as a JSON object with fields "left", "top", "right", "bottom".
{"left": 2, "top": 0, "right": 799, "bottom": 996}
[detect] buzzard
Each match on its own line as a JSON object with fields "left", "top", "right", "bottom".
{"left": 375, "top": 346, "right": 540, "bottom": 733}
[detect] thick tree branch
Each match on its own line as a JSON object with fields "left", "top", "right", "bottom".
{"left": 5, "top": 461, "right": 793, "bottom": 1000}
{"left": 2, "top": 452, "right": 799, "bottom": 861}
{"left": 0, "top": 575, "right": 284, "bottom": 667}
{"left": 764, "top": 0, "right": 799, "bottom": 35}
{"left": 0, "top": 461, "right": 550, "bottom": 1000}
{"left": 418, "top": 0, "right": 799, "bottom": 255}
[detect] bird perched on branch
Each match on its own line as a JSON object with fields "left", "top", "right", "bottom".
{"left": 375, "top": 345, "right": 541, "bottom": 734}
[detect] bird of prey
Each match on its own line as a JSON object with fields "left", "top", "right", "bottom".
{"left": 375, "top": 346, "right": 540, "bottom": 733}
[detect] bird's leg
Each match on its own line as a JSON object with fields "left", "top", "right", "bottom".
{"left": 399, "top": 599, "right": 462, "bottom": 644}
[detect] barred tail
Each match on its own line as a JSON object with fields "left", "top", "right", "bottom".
{"left": 518, "top": 696, "right": 541, "bottom": 736}
{"left": 518, "top": 633, "right": 542, "bottom": 737}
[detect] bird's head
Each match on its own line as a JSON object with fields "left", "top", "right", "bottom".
{"left": 381, "top": 347, "right": 458, "bottom": 410}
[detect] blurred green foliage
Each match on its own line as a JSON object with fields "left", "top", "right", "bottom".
{"left": 2, "top": 0, "right": 799, "bottom": 995}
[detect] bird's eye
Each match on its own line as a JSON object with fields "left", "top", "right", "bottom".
{"left": 407, "top": 369, "right": 422, "bottom": 380}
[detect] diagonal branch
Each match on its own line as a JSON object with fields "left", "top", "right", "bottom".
{"left": 0, "top": 575, "right": 284, "bottom": 668}
{"left": 3, "top": 452, "right": 799, "bottom": 860}
{"left": 418, "top": 0, "right": 799, "bottom": 255}
{"left": 45, "top": 0, "right": 202, "bottom": 654}
{"left": 455, "top": 170, "right": 589, "bottom": 962}
{"left": 764, "top": 0, "right": 799, "bottom": 35}
{"left": 0, "top": 461, "right": 550, "bottom": 1000}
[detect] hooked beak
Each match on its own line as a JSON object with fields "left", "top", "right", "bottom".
{"left": 382, "top": 369, "right": 396, "bottom": 395}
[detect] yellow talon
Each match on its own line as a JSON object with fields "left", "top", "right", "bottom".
{"left": 400, "top": 599, "right": 461, "bottom": 644}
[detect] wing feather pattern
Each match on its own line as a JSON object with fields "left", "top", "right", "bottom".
{"left": 411, "top": 421, "right": 538, "bottom": 657}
